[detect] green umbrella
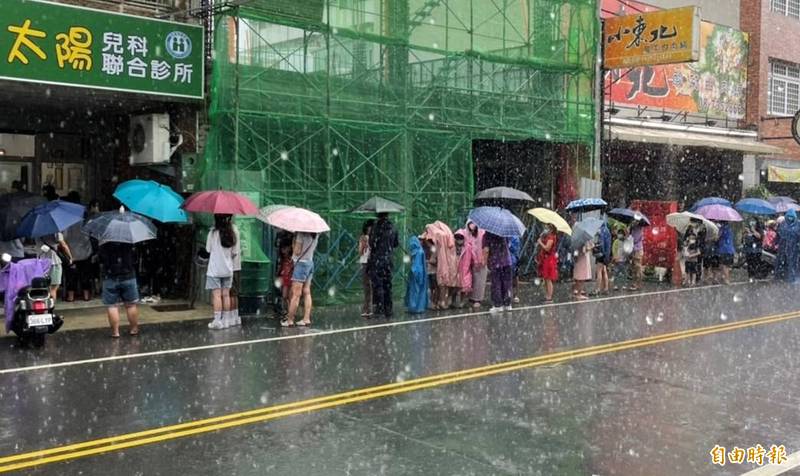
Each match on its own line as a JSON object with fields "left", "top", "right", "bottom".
{"left": 351, "top": 196, "right": 405, "bottom": 214}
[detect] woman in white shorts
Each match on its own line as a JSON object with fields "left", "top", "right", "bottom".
{"left": 205, "top": 214, "right": 240, "bottom": 330}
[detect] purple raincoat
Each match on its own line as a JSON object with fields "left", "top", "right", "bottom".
{"left": 0, "top": 258, "right": 51, "bottom": 332}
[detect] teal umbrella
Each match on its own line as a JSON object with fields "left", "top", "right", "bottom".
{"left": 113, "top": 180, "right": 188, "bottom": 223}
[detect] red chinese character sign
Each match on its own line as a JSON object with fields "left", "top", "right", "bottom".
{"left": 603, "top": 6, "right": 701, "bottom": 69}
{"left": 0, "top": 0, "right": 203, "bottom": 99}
{"left": 604, "top": 22, "right": 749, "bottom": 119}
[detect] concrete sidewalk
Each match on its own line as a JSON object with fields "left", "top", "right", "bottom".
{"left": 0, "top": 298, "right": 214, "bottom": 335}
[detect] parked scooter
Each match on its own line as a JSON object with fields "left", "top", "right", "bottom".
{"left": 1, "top": 252, "right": 63, "bottom": 348}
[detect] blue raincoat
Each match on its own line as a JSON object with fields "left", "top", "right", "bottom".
{"left": 405, "top": 236, "right": 429, "bottom": 313}
{"left": 776, "top": 209, "right": 800, "bottom": 282}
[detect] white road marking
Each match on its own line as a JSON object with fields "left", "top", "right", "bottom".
{"left": 740, "top": 450, "right": 800, "bottom": 475}
{"left": 0, "top": 282, "right": 759, "bottom": 375}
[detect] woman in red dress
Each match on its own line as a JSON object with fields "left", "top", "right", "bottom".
{"left": 537, "top": 223, "right": 559, "bottom": 303}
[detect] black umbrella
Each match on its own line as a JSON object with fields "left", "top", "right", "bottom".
{"left": 0, "top": 191, "right": 46, "bottom": 240}
{"left": 475, "top": 186, "right": 534, "bottom": 203}
{"left": 351, "top": 196, "right": 405, "bottom": 214}
{"left": 608, "top": 207, "right": 651, "bottom": 226}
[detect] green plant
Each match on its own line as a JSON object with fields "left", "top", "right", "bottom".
{"left": 743, "top": 185, "right": 770, "bottom": 199}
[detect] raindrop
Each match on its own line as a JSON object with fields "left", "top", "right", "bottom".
{"left": 328, "top": 287, "right": 336, "bottom": 297}
{"left": 733, "top": 293, "right": 742, "bottom": 303}
{"left": 656, "top": 312, "right": 664, "bottom": 322}
{"left": 738, "top": 174, "right": 744, "bottom": 181}
{"left": 274, "top": 278, "right": 282, "bottom": 289}
{"left": 545, "top": 133, "right": 552, "bottom": 140}
{"left": 402, "top": 254, "right": 411, "bottom": 264}
{"left": 429, "top": 18, "right": 435, "bottom": 24}
{"left": 720, "top": 313, "right": 728, "bottom": 321}
{"left": 549, "top": 12, "right": 556, "bottom": 19}
{"left": 280, "top": 150, "right": 289, "bottom": 161}
{"left": 534, "top": 278, "right": 541, "bottom": 286}
{"left": 332, "top": 147, "right": 339, "bottom": 156}
{"left": 652, "top": 228, "right": 659, "bottom": 236}
{"left": 45, "top": 88, "right": 51, "bottom": 97}
{"left": 645, "top": 315, "right": 653, "bottom": 326}
{"left": 428, "top": 113, "right": 435, "bottom": 121}
{"left": 432, "top": 42, "right": 439, "bottom": 49}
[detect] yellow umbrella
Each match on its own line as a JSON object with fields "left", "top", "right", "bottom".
{"left": 527, "top": 208, "right": 572, "bottom": 235}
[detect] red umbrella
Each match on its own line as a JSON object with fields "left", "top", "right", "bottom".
{"left": 182, "top": 191, "right": 258, "bottom": 216}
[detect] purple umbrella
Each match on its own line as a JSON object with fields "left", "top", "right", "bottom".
{"left": 695, "top": 204, "right": 743, "bottom": 222}
{"left": 768, "top": 196, "right": 800, "bottom": 213}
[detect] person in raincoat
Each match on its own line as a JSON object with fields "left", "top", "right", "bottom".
{"left": 776, "top": 209, "right": 800, "bottom": 282}
{"left": 464, "top": 222, "right": 487, "bottom": 309}
{"left": 423, "top": 221, "right": 459, "bottom": 309}
{"left": 509, "top": 236, "right": 522, "bottom": 304}
{"left": 405, "top": 236, "right": 428, "bottom": 314}
{"left": 715, "top": 221, "right": 735, "bottom": 285}
{"left": 368, "top": 213, "right": 399, "bottom": 318}
{"left": 483, "top": 232, "right": 513, "bottom": 312}
{"left": 453, "top": 232, "right": 469, "bottom": 308}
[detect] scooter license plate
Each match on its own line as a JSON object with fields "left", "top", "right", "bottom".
{"left": 27, "top": 314, "right": 53, "bottom": 327}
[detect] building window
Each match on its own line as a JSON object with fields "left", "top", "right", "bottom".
{"left": 773, "top": 0, "right": 800, "bottom": 18}
{"left": 770, "top": 60, "right": 800, "bottom": 116}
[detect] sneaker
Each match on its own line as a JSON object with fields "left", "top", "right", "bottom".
{"left": 489, "top": 307, "right": 502, "bottom": 314}
{"left": 208, "top": 319, "right": 225, "bottom": 330}
{"left": 221, "top": 314, "right": 232, "bottom": 329}
{"left": 503, "top": 305, "right": 513, "bottom": 311}
{"left": 233, "top": 314, "right": 242, "bottom": 326}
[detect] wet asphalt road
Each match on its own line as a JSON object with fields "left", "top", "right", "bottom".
{"left": 1, "top": 282, "right": 799, "bottom": 475}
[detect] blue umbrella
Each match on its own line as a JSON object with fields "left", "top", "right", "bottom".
{"left": 16, "top": 200, "right": 85, "bottom": 239}
{"left": 735, "top": 198, "right": 777, "bottom": 216}
{"left": 82, "top": 209, "right": 156, "bottom": 244}
{"left": 113, "top": 179, "right": 188, "bottom": 223}
{"left": 689, "top": 197, "right": 731, "bottom": 212}
{"left": 608, "top": 207, "right": 651, "bottom": 226}
{"left": 565, "top": 198, "right": 607, "bottom": 213}
{"left": 467, "top": 207, "right": 526, "bottom": 238}
{"left": 571, "top": 217, "right": 604, "bottom": 250}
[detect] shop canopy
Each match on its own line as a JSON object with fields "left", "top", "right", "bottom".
{"left": 607, "top": 124, "right": 783, "bottom": 155}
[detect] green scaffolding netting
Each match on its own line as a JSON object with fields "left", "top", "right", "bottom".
{"left": 200, "top": 0, "right": 598, "bottom": 301}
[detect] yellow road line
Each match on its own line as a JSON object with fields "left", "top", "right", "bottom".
{"left": 1, "top": 310, "right": 799, "bottom": 473}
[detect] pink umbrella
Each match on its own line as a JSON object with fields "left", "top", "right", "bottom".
{"left": 259, "top": 206, "right": 330, "bottom": 233}
{"left": 695, "top": 204, "right": 743, "bottom": 222}
{"left": 182, "top": 191, "right": 258, "bottom": 216}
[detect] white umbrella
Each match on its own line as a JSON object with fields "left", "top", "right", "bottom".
{"left": 667, "top": 212, "right": 718, "bottom": 241}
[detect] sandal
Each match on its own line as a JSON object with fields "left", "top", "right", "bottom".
{"left": 296, "top": 321, "right": 311, "bottom": 327}
{"left": 280, "top": 319, "right": 295, "bottom": 327}
{"left": 110, "top": 334, "right": 120, "bottom": 338}
{"left": 129, "top": 330, "right": 140, "bottom": 336}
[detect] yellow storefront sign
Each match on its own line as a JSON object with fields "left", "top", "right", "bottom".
{"left": 603, "top": 6, "right": 701, "bottom": 69}
{"left": 769, "top": 165, "right": 800, "bottom": 183}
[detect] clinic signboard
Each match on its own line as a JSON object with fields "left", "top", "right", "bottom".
{"left": 0, "top": 0, "right": 203, "bottom": 99}
{"left": 603, "top": 6, "right": 701, "bottom": 70}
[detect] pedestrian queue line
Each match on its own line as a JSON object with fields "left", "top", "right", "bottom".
{"left": 0, "top": 308, "right": 798, "bottom": 473}
{"left": 0, "top": 280, "right": 757, "bottom": 375}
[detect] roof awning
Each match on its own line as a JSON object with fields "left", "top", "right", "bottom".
{"left": 607, "top": 124, "right": 784, "bottom": 155}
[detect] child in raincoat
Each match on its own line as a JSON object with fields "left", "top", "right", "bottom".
{"left": 406, "top": 236, "right": 429, "bottom": 313}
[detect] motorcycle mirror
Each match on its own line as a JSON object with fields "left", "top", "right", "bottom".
{"left": 40, "top": 245, "right": 51, "bottom": 253}
{"left": 1, "top": 253, "right": 10, "bottom": 264}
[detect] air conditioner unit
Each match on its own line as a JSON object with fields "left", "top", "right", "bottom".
{"left": 129, "top": 113, "right": 171, "bottom": 165}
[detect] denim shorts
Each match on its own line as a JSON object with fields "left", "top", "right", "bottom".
{"left": 205, "top": 275, "right": 233, "bottom": 290}
{"left": 102, "top": 277, "right": 139, "bottom": 306}
{"left": 292, "top": 260, "right": 314, "bottom": 283}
